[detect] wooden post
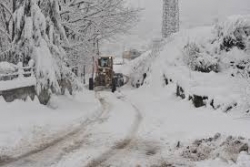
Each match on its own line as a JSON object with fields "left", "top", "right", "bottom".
{"left": 17, "top": 62, "right": 24, "bottom": 78}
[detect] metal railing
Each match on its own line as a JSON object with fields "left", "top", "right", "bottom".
{"left": 0, "top": 60, "right": 35, "bottom": 81}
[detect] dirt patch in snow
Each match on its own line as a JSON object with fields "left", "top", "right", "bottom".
{"left": 178, "top": 134, "right": 250, "bottom": 163}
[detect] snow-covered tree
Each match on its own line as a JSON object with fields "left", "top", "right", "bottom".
{"left": 10, "top": 0, "right": 74, "bottom": 104}
{"left": 0, "top": 0, "right": 139, "bottom": 104}
{"left": 58, "top": 0, "right": 140, "bottom": 73}
{"left": 1, "top": 0, "right": 139, "bottom": 77}
{"left": 182, "top": 42, "right": 219, "bottom": 73}
{"left": 0, "top": 0, "right": 13, "bottom": 61}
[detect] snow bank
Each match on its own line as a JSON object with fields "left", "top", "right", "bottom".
{"left": 143, "top": 15, "right": 250, "bottom": 113}
{"left": 0, "top": 62, "right": 17, "bottom": 74}
{"left": 120, "top": 50, "right": 152, "bottom": 87}
{"left": 117, "top": 38, "right": 165, "bottom": 88}
{"left": 0, "top": 77, "right": 36, "bottom": 92}
{"left": 114, "top": 87, "right": 250, "bottom": 167}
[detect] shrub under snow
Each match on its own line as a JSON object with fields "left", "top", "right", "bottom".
{"left": 11, "top": 0, "right": 76, "bottom": 104}
{"left": 182, "top": 42, "right": 219, "bottom": 73}
{"left": 215, "top": 15, "right": 250, "bottom": 52}
{"left": 0, "top": 62, "right": 17, "bottom": 74}
{"left": 182, "top": 15, "right": 250, "bottom": 76}
{"left": 144, "top": 15, "right": 250, "bottom": 113}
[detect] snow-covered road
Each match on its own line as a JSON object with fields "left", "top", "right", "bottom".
{"left": 1, "top": 91, "right": 143, "bottom": 167}
{"left": 0, "top": 92, "right": 107, "bottom": 167}
{"left": 1, "top": 86, "right": 250, "bottom": 167}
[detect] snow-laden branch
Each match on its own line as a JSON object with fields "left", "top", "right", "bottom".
{"left": 0, "top": 27, "right": 11, "bottom": 41}
{"left": 0, "top": 2, "right": 13, "bottom": 19}
{"left": 60, "top": 0, "right": 139, "bottom": 39}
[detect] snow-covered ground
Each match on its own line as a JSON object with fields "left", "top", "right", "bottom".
{"left": 0, "top": 79, "right": 250, "bottom": 167}
{"left": 0, "top": 91, "right": 142, "bottom": 167}
{"left": 1, "top": 0, "right": 250, "bottom": 167}
{"left": 0, "top": 90, "right": 100, "bottom": 161}
{"left": 100, "top": 85, "right": 250, "bottom": 167}
{"left": 0, "top": 77, "right": 36, "bottom": 91}
{"left": 3, "top": 86, "right": 248, "bottom": 167}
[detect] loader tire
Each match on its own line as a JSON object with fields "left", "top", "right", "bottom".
{"left": 112, "top": 78, "right": 117, "bottom": 93}
{"left": 89, "top": 78, "right": 94, "bottom": 90}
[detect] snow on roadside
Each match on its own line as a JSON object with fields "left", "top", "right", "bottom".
{"left": 0, "top": 90, "right": 101, "bottom": 159}
{"left": 116, "top": 39, "right": 165, "bottom": 88}
{"left": 112, "top": 84, "right": 250, "bottom": 167}
{"left": 136, "top": 16, "right": 250, "bottom": 113}
{"left": 106, "top": 16, "right": 250, "bottom": 166}
{"left": 0, "top": 77, "right": 36, "bottom": 91}
{"left": 0, "top": 62, "right": 16, "bottom": 74}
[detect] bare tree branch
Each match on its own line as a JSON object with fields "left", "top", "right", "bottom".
{"left": 0, "top": 27, "right": 11, "bottom": 41}
{"left": 0, "top": 2, "right": 13, "bottom": 18}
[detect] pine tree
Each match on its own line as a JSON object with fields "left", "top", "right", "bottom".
{"left": 1, "top": 0, "right": 139, "bottom": 104}
{"left": 12, "top": 0, "right": 70, "bottom": 103}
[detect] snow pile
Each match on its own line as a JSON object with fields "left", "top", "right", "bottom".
{"left": 179, "top": 134, "right": 249, "bottom": 163}
{"left": 0, "top": 61, "right": 36, "bottom": 91}
{"left": 215, "top": 15, "right": 250, "bottom": 52}
{"left": 34, "top": 38, "right": 60, "bottom": 94}
{"left": 0, "top": 77, "right": 36, "bottom": 92}
{"left": 0, "top": 62, "right": 17, "bottom": 74}
{"left": 123, "top": 50, "right": 153, "bottom": 87}
{"left": 11, "top": 0, "right": 77, "bottom": 103}
{"left": 118, "top": 39, "right": 165, "bottom": 88}
{"left": 145, "top": 15, "right": 250, "bottom": 112}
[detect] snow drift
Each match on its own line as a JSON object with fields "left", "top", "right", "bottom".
{"left": 129, "top": 15, "right": 250, "bottom": 114}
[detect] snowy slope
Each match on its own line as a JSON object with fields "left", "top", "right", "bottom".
{"left": 103, "top": 18, "right": 250, "bottom": 165}
{"left": 121, "top": 14, "right": 250, "bottom": 114}
{"left": 111, "top": 85, "right": 250, "bottom": 167}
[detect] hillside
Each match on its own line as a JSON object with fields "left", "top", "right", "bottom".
{"left": 123, "top": 15, "right": 250, "bottom": 114}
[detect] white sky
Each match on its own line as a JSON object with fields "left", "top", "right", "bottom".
{"left": 102, "top": 0, "right": 250, "bottom": 56}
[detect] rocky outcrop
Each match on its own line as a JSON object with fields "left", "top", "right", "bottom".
{"left": 190, "top": 95, "right": 208, "bottom": 108}
{"left": 164, "top": 76, "right": 237, "bottom": 111}
{"left": 176, "top": 85, "right": 185, "bottom": 99}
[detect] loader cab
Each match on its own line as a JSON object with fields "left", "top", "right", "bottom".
{"left": 89, "top": 56, "right": 116, "bottom": 92}
{"left": 98, "top": 57, "right": 113, "bottom": 68}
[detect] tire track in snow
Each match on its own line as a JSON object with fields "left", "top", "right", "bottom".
{"left": 0, "top": 92, "right": 110, "bottom": 167}
{"left": 85, "top": 95, "right": 143, "bottom": 167}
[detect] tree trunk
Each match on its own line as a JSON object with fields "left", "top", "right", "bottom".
{"left": 12, "top": 0, "right": 16, "bottom": 41}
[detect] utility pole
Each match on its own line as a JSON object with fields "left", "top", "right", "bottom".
{"left": 162, "top": 0, "right": 180, "bottom": 38}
